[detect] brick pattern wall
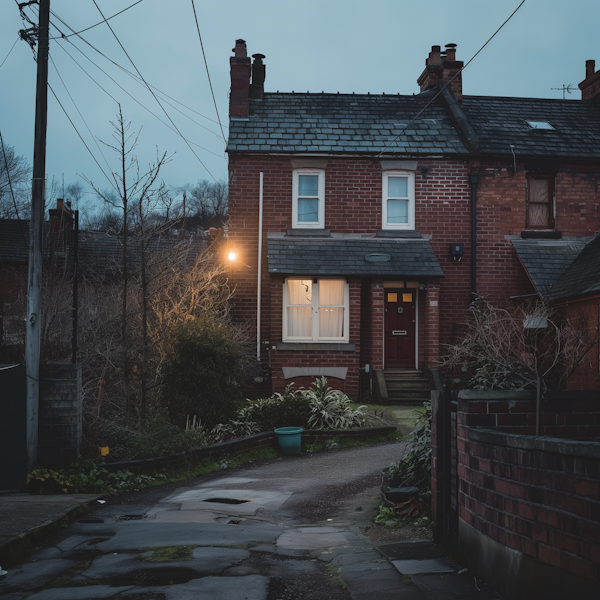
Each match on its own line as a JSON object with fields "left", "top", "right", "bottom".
{"left": 564, "top": 300, "right": 600, "bottom": 391}
{"left": 39, "top": 364, "right": 82, "bottom": 465}
{"left": 228, "top": 154, "right": 600, "bottom": 395}
{"left": 458, "top": 394, "right": 600, "bottom": 440}
{"left": 458, "top": 423, "right": 600, "bottom": 585}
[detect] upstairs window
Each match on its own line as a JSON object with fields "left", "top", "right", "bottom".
{"left": 283, "top": 278, "right": 348, "bottom": 342}
{"left": 382, "top": 171, "right": 415, "bottom": 230}
{"left": 292, "top": 169, "right": 324, "bottom": 228}
{"left": 527, "top": 175, "right": 554, "bottom": 229}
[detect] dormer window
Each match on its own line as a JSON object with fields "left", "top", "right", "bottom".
{"left": 292, "top": 169, "right": 325, "bottom": 228}
{"left": 382, "top": 171, "right": 415, "bottom": 230}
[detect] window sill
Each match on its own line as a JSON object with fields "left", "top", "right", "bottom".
{"left": 277, "top": 342, "right": 356, "bottom": 351}
{"left": 520, "top": 230, "right": 562, "bottom": 239}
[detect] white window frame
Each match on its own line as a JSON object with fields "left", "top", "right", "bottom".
{"left": 292, "top": 169, "right": 325, "bottom": 229}
{"left": 382, "top": 170, "right": 415, "bottom": 230}
{"left": 283, "top": 278, "right": 349, "bottom": 343}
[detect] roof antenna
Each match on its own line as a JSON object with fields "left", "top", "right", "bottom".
{"left": 509, "top": 145, "right": 517, "bottom": 174}
{"left": 550, "top": 84, "right": 573, "bottom": 100}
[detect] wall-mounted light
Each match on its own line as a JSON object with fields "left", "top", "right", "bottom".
{"left": 228, "top": 251, "right": 237, "bottom": 262}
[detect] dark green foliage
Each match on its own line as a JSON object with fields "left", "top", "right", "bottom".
{"left": 240, "top": 384, "right": 312, "bottom": 430}
{"left": 387, "top": 402, "right": 432, "bottom": 503}
{"left": 161, "top": 316, "right": 244, "bottom": 428}
{"left": 98, "top": 416, "right": 208, "bottom": 461}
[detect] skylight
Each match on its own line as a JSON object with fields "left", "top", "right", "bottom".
{"left": 526, "top": 120, "right": 554, "bottom": 130}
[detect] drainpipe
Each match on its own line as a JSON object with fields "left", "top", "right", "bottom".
{"left": 257, "top": 172, "right": 264, "bottom": 360}
{"left": 470, "top": 173, "right": 479, "bottom": 297}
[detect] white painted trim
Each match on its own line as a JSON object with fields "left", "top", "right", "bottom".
{"left": 292, "top": 168, "right": 325, "bottom": 229}
{"left": 282, "top": 277, "right": 349, "bottom": 343}
{"left": 382, "top": 170, "right": 415, "bottom": 231}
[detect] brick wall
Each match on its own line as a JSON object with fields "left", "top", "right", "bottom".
{"left": 442, "top": 390, "right": 600, "bottom": 597}
{"left": 458, "top": 426, "right": 600, "bottom": 596}
{"left": 39, "top": 364, "right": 82, "bottom": 466}
{"left": 228, "top": 154, "right": 600, "bottom": 396}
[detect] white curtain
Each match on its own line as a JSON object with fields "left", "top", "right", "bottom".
{"left": 287, "top": 280, "right": 312, "bottom": 337}
{"left": 319, "top": 280, "right": 344, "bottom": 338}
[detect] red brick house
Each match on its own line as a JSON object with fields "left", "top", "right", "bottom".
{"left": 226, "top": 40, "right": 600, "bottom": 398}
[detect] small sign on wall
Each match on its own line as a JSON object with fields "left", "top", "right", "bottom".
{"left": 430, "top": 300, "right": 438, "bottom": 306}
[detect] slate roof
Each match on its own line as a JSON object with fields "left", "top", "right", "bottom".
{"left": 0, "top": 220, "right": 47, "bottom": 262}
{"left": 462, "top": 96, "right": 600, "bottom": 159}
{"left": 228, "top": 91, "right": 468, "bottom": 155}
{"left": 0, "top": 219, "right": 206, "bottom": 271}
{"left": 511, "top": 238, "right": 590, "bottom": 299}
{"left": 549, "top": 234, "right": 600, "bottom": 302}
{"left": 267, "top": 235, "right": 444, "bottom": 277}
{"left": 227, "top": 91, "right": 600, "bottom": 159}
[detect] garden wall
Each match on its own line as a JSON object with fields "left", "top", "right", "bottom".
{"left": 453, "top": 390, "right": 600, "bottom": 600}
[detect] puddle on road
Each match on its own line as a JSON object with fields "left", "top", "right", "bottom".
{"left": 204, "top": 498, "right": 251, "bottom": 505}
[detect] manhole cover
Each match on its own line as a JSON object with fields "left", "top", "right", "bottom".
{"left": 115, "top": 514, "right": 146, "bottom": 521}
{"left": 204, "top": 497, "right": 250, "bottom": 505}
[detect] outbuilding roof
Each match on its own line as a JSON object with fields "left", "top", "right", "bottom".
{"left": 267, "top": 234, "right": 444, "bottom": 278}
{"left": 511, "top": 238, "right": 591, "bottom": 299}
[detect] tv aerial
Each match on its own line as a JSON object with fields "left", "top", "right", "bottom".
{"left": 551, "top": 84, "right": 574, "bottom": 100}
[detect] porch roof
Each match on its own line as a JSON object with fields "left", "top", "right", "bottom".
{"left": 267, "top": 234, "right": 444, "bottom": 277}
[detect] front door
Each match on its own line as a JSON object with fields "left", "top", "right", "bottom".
{"left": 384, "top": 289, "right": 416, "bottom": 368}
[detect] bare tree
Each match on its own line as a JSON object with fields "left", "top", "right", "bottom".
{"left": 0, "top": 137, "right": 31, "bottom": 219}
{"left": 82, "top": 108, "right": 170, "bottom": 421}
{"left": 443, "top": 296, "right": 600, "bottom": 433}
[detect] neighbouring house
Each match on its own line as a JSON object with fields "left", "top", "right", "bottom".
{"left": 226, "top": 40, "right": 600, "bottom": 398}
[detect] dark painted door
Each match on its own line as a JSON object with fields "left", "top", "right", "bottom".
{"left": 384, "top": 289, "right": 416, "bottom": 368}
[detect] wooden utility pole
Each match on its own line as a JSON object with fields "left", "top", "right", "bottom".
{"left": 25, "top": 0, "right": 50, "bottom": 467}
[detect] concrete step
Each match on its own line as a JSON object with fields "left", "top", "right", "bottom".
{"left": 388, "top": 390, "right": 431, "bottom": 401}
{"left": 386, "top": 381, "right": 430, "bottom": 390}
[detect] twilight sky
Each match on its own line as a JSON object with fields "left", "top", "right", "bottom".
{"left": 0, "top": 0, "right": 597, "bottom": 205}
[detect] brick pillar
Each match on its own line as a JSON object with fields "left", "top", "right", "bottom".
{"left": 371, "top": 279, "right": 384, "bottom": 369}
{"left": 430, "top": 390, "right": 443, "bottom": 541}
{"left": 425, "top": 280, "right": 440, "bottom": 368}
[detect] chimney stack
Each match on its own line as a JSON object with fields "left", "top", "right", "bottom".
{"left": 417, "top": 43, "right": 463, "bottom": 101}
{"left": 579, "top": 59, "right": 600, "bottom": 101}
{"left": 250, "top": 54, "right": 266, "bottom": 99}
{"left": 48, "top": 198, "right": 74, "bottom": 254}
{"left": 229, "top": 39, "right": 251, "bottom": 117}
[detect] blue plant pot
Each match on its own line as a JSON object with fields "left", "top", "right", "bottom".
{"left": 274, "top": 427, "right": 304, "bottom": 455}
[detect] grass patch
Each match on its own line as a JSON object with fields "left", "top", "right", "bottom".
{"left": 402, "top": 574, "right": 413, "bottom": 585}
{"left": 136, "top": 545, "right": 195, "bottom": 562}
{"left": 326, "top": 563, "right": 346, "bottom": 588}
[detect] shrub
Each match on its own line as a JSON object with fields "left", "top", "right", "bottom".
{"left": 97, "top": 416, "right": 209, "bottom": 461}
{"left": 161, "top": 315, "right": 245, "bottom": 428}
{"left": 387, "top": 401, "right": 431, "bottom": 490}
{"left": 305, "top": 377, "right": 366, "bottom": 430}
{"left": 234, "top": 378, "right": 366, "bottom": 432}
{"left": 240, "top": 384, "right": 312, "bottom": 430}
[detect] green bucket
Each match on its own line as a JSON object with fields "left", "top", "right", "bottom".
{"left": 274, "top": 427, "right": 303, "bottom": 455}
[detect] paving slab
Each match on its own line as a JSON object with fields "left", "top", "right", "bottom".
{"left": 276, "top": 526, "right": 348, "bottom": 550}
{"left": 25, "top": 585, "right": 132, "bottom": 599}
{"left": 82, "top": 547, "right": 250, "bottom": 579}
{"left": 0, "top": 558, "right": 75, "bottom": 592}
{"left": 136, "top": 574, "right": 270, "bottom": 600}
{"left": 392, "top": 557, "right": 455, "bottom": 575}
{"left": 95, "top": 521, "right": 283, "bottom": 551}
{"left": 0, "top": 494, "right": 98, "bottom": 559}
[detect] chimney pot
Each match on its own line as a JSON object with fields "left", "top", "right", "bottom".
{"left": 233, "top": 39, "right": 247, "bottom": 57}
{"left": 586, "top": 59, "right": 596, "bottom": 78}
{"left": 445, "top": 43, "right": 457, "bottom": 61}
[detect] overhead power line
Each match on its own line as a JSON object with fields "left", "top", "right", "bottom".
{"left": 49, "top": 0, "right": 146, "bottom": 39}
{"left": 90, "top": 0, "right": 218, "bottom": 182}
{"left": 0, "top": 37, "right": 19, "bottom": 69}
{"left": 190, "top": 0, "right": 226, "bottom": 142}
{"left": 376, "top": 0, "right": 526, "bottom": 157}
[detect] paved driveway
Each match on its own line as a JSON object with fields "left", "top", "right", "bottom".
{"left": 0, "top": 442, "right": 499, "bottom": 599}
